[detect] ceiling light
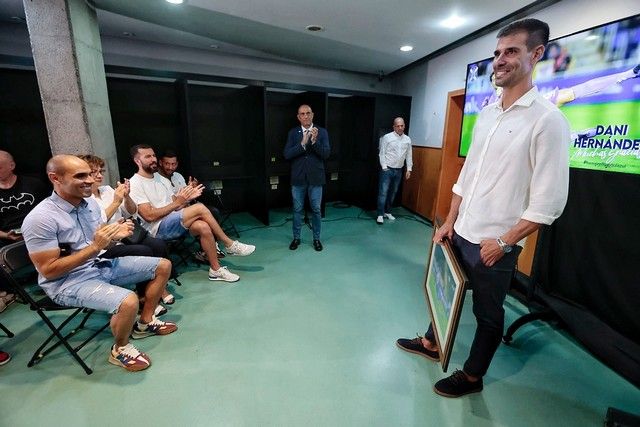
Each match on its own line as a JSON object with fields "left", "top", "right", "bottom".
{"left": 400, "top": 45, "right": 413, "bottom": 52}
{"left": 306, "top": 25, "right": 325, "bottom": 32}
{"left": 585, "top": 34, "right": 599, "bottom": 41}
{"left": 166, "top": 0, "right": 184, "bottom": 4}
{"left": 122, "top": 31, "right": 136, "bottom": 37}
{"left": 441, "top": 14, "right": 465, "bottom": 29}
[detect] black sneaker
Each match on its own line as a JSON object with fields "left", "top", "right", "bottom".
{"left": 434, "top": 370, "right": 483, "bottom": 398}
{"left": 396, "top": 336, "right": 440, "bottom": 361}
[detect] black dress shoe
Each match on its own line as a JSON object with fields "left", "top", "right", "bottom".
{"left": 313, "top": 239, "right": 323, "bottom": 251}
{"left": 289, "top": 238, "right": 301, "bottom": 250}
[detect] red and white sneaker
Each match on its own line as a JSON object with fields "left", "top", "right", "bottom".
{"left": 108, "top": 343, "right": 150, "bottom": 372}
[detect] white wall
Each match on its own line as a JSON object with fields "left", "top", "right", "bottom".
{"left": 0, "top": 24, "right": 391, "bottom": 93}
{"left": 392, "top": 0, "right": 640, "bottom": 147}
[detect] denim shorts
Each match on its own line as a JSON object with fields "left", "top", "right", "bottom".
{"left": 156, "top": 210, "right": 188, "bottom": 240}
{"left": 53, "top": 256, "right": 161, "bottom": 314}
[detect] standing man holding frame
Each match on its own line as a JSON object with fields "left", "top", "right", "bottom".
{"left": 376, "top": 117, "right": 412, "bottom": 225}
{"left": 396, "top": 18, "right": 570, "bottom": 397}
{"left": 284, "top": 104, "right": 330, "bottom": 252}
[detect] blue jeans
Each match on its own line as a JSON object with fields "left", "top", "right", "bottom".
{"left": 291, "top": 185, "right": 322, "bottom": 240}
{"left": 377, "top": 167, "right": 403, "bottom": 216}
{"left": 426, "top": 233, "right": 521, "bottom": 377}
{"left": 53, "top": 256, "right": 161, "bottom": 314}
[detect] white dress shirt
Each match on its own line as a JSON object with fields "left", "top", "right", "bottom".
{"left": 379, "top": 131, "right": 412, "bottom": 170}
{"left": 453, "top": 87, "right": 570, "bottom": 244}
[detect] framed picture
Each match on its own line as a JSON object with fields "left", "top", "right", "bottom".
{"left": 424, "top": 228, "right": 468, "bottom": 372}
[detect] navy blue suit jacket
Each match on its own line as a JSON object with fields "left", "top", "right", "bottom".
{"left": 283, "top": 126, "right": 330, "bottom": 186}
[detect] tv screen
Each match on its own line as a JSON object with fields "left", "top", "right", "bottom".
{"left": 460, "top": 14, "right": 640, "bottom": 176}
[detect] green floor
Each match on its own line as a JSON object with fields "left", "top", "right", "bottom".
{"left": 0, "top": 205, "right": 638, "bottom": 427}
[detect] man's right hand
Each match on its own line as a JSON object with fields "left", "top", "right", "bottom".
{"left": 433, "top": 221, "right": 454, "bottom": 245}
{"left": 301, "top": 129, "right": 311, "bottom": 147}
{"left": 2, "top": 230, "right": 23, "bottom": 242}
{"left": 175, "top": 184, "right": 204, "bottom": 205}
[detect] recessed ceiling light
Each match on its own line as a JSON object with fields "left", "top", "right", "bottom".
{"left": 209, "top": 44, "right": 219, "bottom": 49}
{"left": 166, "top": 0, "right": 184, "bottom": 4}
{"left": 306, "top": 25, "right": 325, "bottom": 32}
{"left": 441, "top": 14, "right": 465, "bottom": 29}
{"left": 400, "top": 45, "right": 413, "bottom": 52}
{"left": 122, "top": 31, "right": 136, "bottom": 37}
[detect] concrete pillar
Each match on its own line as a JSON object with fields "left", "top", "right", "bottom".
{"left": 23, "top": 0, "right": 119, "bottom": 182}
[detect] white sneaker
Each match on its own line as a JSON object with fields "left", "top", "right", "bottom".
{"left": 225, "top": 240, "right": 255, "bottom": 256}
{"left": 154, "top": 304, "right": 167, "bottom": 317}
{"left": 208, "top": 266, "right": 240, "bottom": 282}
{"left": 376, "top": 215, "right": 384, "bottom": 225}
{"left": 384, "top": 213, "right": 396, "bottom": 220}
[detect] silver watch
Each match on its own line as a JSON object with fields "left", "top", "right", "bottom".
{"left": 496, "top": 237, "right": 512, "bottom": 254}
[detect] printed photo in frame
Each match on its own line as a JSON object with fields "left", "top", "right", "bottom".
{"left": 424, "top": 228, "right": 469, "bottom": 372}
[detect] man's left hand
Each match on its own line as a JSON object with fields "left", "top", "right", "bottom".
{"left": 479, "top": 239, "right": 504, "bottom": 267}
{"left": 405, "top": 171, "right": 411, "bottom": 180}
{"left": 113, "top": 219, "right": 134, "bottom": 241}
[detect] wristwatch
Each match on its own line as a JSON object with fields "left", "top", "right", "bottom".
{"left": 496, "top": 237, "right": 512, "bottom": 254}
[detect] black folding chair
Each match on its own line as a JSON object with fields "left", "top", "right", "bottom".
{"left": 0, "top": 322, "right": 13, "bottom": 338}
{"left": 165, "top": 234, "right": 195, "bottom": 271}
{"left": 213, "top": 193, "right": 239, "bottom": 238}
{"left": 0, "top": 242, "right": 110, "bottom": 375}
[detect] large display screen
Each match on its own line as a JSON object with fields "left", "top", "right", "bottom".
{"left": 460, "top": 14, "right": 640, "bottom": 175}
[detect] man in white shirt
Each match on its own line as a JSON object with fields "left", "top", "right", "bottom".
{"left": 156, "top": 150, "right": 187, "bottom": 195}
{"left": 155, "top": 149, "right": 225, "bottom": 260}
{"left": 128, "top": 145, "right": 255, "bottom": 283}
{"left": 397, "top": 18, "right": 570, "bottom": 397}
{"left": 376, "top": 117, "right": 412, "bottom": 225}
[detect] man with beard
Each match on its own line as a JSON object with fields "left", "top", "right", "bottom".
{"left": 128, "top": 145, "right": 255, "bottom": 282}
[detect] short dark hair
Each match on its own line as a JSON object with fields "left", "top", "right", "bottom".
{"left": 160, "top": 150, "right": 178, "bottom": 160}
{"left": 497, "top": 18, "right": 550, "bottom": 50}
{"left": 130, "top": 144, "right": 153, "bottom": 160}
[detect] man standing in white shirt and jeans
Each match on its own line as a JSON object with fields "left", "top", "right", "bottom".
{"left": 396, "top": 18, "right": 570, "bottom": 397}
{"left": 376, "top": 117, "right": 412, "bottom": 225}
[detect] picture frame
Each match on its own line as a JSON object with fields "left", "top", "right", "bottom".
{"left": 424, "top": 227, "right": 469, "bottom": 372}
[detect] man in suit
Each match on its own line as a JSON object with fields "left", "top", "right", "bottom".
{"left": 283, "top": 104, "right": 330, "bottom": 251}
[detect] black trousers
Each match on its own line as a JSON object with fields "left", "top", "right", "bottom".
{"left": 426, "top": 232, "right": 521, "bottom": 377}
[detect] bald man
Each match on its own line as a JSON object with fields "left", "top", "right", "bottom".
{"left": 0, "top": 150, "right": 48, "bottom": 247}
{"left": 376, "top": 117, "right": 412, "bottom": 225}
{"left": 22, "top": 155, "right": 177, "bottom": 372}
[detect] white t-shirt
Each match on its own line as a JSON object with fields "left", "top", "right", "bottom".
{"left": 91, "top": 185, "right": 137, "bottom": 224}
{"left": 129, "top": 173, "right": 175, "bottom": 236}
{"left": 154, "top": 172, "right": 186, "bottom": 195}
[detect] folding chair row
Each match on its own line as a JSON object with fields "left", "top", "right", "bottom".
{"left": 0, "top": 242, "right": 110, "bottom": 375}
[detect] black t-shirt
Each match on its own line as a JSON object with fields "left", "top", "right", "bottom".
{"left": 0, "top": 175, "right": 49, "bottom": 232}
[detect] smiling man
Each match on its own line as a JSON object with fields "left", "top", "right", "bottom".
{"left": 283, "top": 105, "right": 330, "bottom": 251}
{"left": 396, "top": 19, "right": 571, "bottom": 397}
{"left": 22, "top": 155, "right": 177, "bottom": 372}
